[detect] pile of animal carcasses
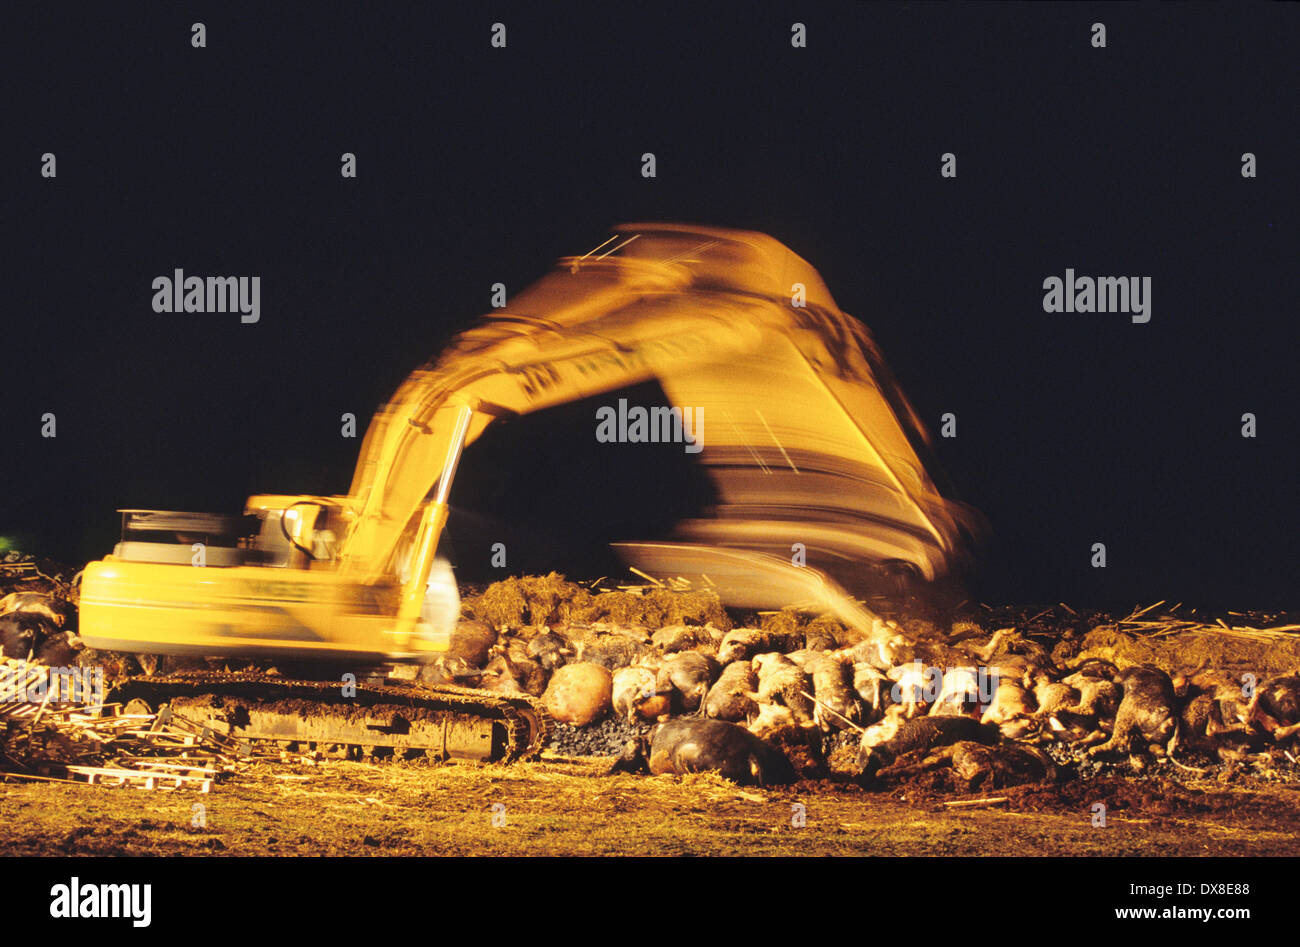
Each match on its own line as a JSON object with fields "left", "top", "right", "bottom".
{"left": 0, "top": 592, "right": 82, "bottom": 666}
{"left": 433, "top": 586, "right": 1300, "bottom": 788}
{"left": 10, "top": 578, "right": 1299, "bottom": 791}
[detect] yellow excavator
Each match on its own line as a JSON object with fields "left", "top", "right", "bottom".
{"left": 77, "top": 223, "right": 974, "bottom": 762}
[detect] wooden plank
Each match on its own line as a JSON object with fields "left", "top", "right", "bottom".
{"left": 64, "top": 765, "right": 211, "bottom": 790}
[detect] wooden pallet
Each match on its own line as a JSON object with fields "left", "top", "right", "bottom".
{"left": 1, "top": 675, "right": 245, "bottom": 792}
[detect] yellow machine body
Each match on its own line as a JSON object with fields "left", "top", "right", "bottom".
{"left": 79, "top": 224, "right": 976, "bottom": 662}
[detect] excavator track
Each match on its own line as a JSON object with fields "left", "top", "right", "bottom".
{"left": 107, "top": 671, "right": 552, "bottom": 763}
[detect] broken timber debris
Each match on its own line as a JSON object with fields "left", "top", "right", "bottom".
{"left": 0, "top": 657, "right": 298, "bottom": 791}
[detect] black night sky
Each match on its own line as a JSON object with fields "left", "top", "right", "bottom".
{"left": 5, "top": 3, "right": 1297, "bottom": 609}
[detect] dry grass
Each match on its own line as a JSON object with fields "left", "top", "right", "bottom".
{"left": 1063, "top": 623, "right": 1300, "bottom": 676}
{"left": 3, "top": 750, "right": 1300, "bottom": 856}
{"left": 465, "top": 573, "right": 734, "bottom": 632}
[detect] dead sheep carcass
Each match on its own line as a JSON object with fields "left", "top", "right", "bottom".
{"left": 610, "top": 718, "right": 796, "bottom": 786}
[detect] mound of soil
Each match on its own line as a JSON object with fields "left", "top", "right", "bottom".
{"left": 466, "top": 573, "right": 732, "bottom": 631}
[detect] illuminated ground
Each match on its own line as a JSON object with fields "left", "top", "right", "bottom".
{"left": 2, "top": 753, "right": 1298, "bottom": 856}
{"left": 2, "top": 564, "right": 1297, "bottom": 855}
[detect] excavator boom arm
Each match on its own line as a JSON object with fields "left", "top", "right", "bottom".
{"left": 337, "top": 224, "right": 970, "bottom": 600}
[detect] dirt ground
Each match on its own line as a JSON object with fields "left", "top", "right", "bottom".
{"left": 2, "top": 562, "right": 1297, "bottom": 856}
{"left": 3, "top": 752, "right": 1299, "bottom": 857}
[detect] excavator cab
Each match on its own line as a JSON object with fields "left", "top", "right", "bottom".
{"left": 110, "top": 510, "right": 259, "bottom": 568}
{"left": 78, "top": 399, "right": 476, "bottom": 665}
{"left": 79, "top": 495, "right": 454, "bottom": 664}
{"left": 108, "top": 505, "right": 335, "bottom": 570}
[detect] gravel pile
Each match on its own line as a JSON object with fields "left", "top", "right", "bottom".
{"left": 549, "top": 715, "right": 653, "bottom": 756}
{"left": 1041, "top": 740, "right": 1300, "bottom": 784}
{"left": 550, "top": 713, "right": 857, "bottom": 761}
{"left": 1043, "top": 741, "right": 1150, "bottom": 781}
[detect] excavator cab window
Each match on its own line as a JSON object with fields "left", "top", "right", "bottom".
{"left": 113, "top": 510, "right": 258, "bottom": 567}
{"left": 249, "top": 510, "right": 295, "bottom": 568}
{"left": 247, "top": 505, "right": 337, "bottom": 568}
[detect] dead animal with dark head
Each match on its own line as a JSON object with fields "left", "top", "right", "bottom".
{"left": 0, "top": 592, "right": 71, "bottom": 629}
{"left": 1248, "top": 674, "right": 1300, "bottom": 743}
{"left": 477, "top": 655, "right": 528, "bottom": 695}
{"left": 807, "top": 651, "right": 862, "bottom": 731}
{"left": 652, "top": 624, "right": 719, "bottom": 655}
{"left": 1031, "top": 670, "right": 1077, "bottom": 722}
{"left": 717, "top": 628, "right": 796, "bottom": 665}
{"left": 610, "top": 718, "right": 796, "bottom": 786}
{"left": 751, "top": 652, "right": 816, "bottom": 726}
{"left": 526, "top": 629, "right": 574, "bottom": 670}
{"left": 613, "top": 664, "right": 671, "bottom": 721}
{"left": 577, "top": 628, "right": 652, "bottom": 670}
{"left": 856, "top": 712, "right": 999, "bottom": 781}
{"left": 1088, "top": 665, "right": 1178, "bottom": 759}
{"left": 1061, "top": 666, "right": 1122, "bottom": 722}
{"left": 980, "top": 672, "right": 1038, "bottom": 740}
{"left": 851, "top": 663, "right": 890, "bottom": 723}
{"left": 0, "top": 613, "right": 53, "bottom": 661}
{"left": 929, "top": 666, "right": 982, "bottom": 718}
{"left": 881, "top": 740, "right": 1057, "bottom": 791}
{"left": 1175, "top": 670, "right": 1257, "bottom": 756}
{"left": 655, "top": 652, "right": 720, "bottom": 713}
{"left": 886, "top": 661, "right": 933, "bottom": 718}
{"left": 34, "top": 629, "right": 84, "bottom": 667}
{"left": 704, "top": 660, "right": 759, "bottom": 722}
